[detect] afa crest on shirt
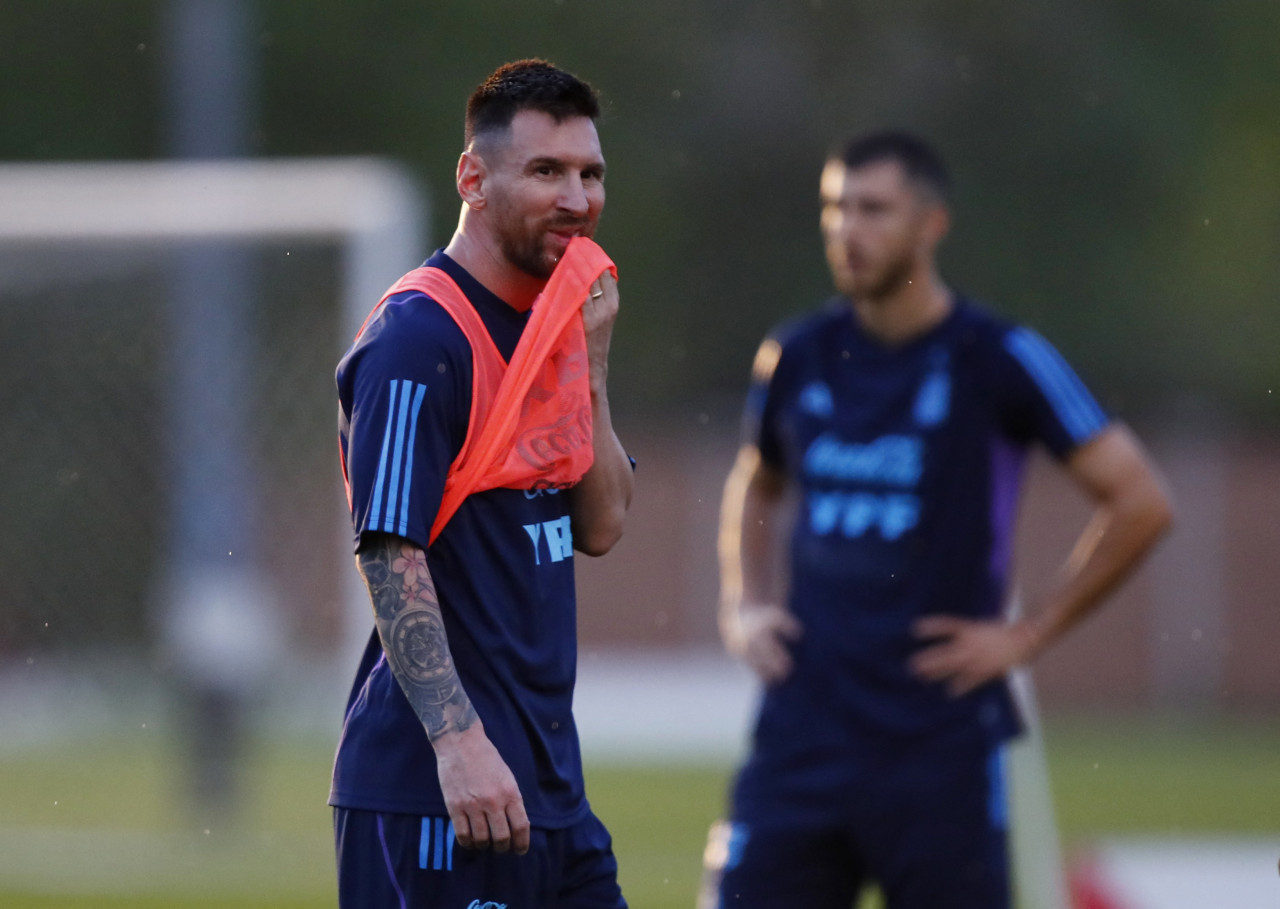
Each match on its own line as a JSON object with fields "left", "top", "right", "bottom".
{"left": 912, "top": 348, "right": 951, "bottom": 428}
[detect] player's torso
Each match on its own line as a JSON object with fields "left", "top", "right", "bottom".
{"left": 331, "top": 480, "right": 586, "bottom": 824}
{"left": 737, "top": 302, "right": 1024, "bottom": 788}
{"left": 770, "top": 303, "right": 1003, "bottom": 612}
{"left": 430, "top": 483, "right": 581, "bottom": 692}
{"left": 331, "top": 255, "right": 588, "bottom": 824}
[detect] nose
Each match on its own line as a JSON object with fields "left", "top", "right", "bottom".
{"left": 558, "top": 174, "right": 590, "bottom": 217}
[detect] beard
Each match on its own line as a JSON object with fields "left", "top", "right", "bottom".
{"left": 497, "top": 215, "right": 593, "bottom": 280}
{"left": 836, "top": 245, "right": 916, "bottom": 302}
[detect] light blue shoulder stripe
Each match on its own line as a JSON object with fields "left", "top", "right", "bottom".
{"left": 368, "top": 380, "right": 400, "bottom": 532}
{"left": 382, "top": 379, "right": 414, "bottom": 533}
{"left": 397, "top": 383, "right": 428, "bottom": 537}
{"left": 1004, "top": 327, "right": 1107, "bottom": 442}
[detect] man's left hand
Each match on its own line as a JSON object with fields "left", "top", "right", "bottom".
{"left": 582, "top": 272, "right": 619, "bottom": 385}
{"left": 909, "top": 616, "right": 1041, "bottom": 697}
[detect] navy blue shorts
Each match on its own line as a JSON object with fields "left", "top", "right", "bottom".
{"left": 335, "top": 806, "right": 627, "bottom": 909}
{"left": 702, "top": 741, "right": 1011, "bottom": 909}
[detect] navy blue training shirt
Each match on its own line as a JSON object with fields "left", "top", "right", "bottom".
{"left": 332, "top": 250, "right": 588, "bottom": 828}
{"left": 732, "top": 296, "right": 1109, "bottom": 826}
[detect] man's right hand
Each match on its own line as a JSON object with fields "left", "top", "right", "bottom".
{"left": 729, "top": 603, "right": 804, "bottom": 685}
{"left": 433, "top": 722, "right": 531, "bottom": 855}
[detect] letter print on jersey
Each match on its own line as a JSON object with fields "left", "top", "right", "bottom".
{"left": 524, "top": 515, "right": 574, "bottom": 565}
{"left": 801, "top": 433, "right": 926, "bottom": 541}
{"left": 369, "top": 379, "right": 429, "bottom": 535}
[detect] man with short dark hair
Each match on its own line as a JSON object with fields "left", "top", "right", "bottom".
{"left": 332, "top": 59, "right": 633, "bottom": 908}
{"left": 702, "top": 131, "right": 1173, "bottom": 908}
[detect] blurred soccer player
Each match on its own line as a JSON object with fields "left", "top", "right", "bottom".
{"left": 332, "top": 60, "right": 633, "bottom": 908}
{"left": 703, "top": 131, "right": 1173, "bottom": 909}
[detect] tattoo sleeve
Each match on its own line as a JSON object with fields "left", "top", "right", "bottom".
{"left": 357, "top": 534, "right": 478, "bottom": 742}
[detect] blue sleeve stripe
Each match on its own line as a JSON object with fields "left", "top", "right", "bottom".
{"left": 1003, "top": 327, "right": 1108, "bottom": 443}
{"left": 381, "top": 379, "right": 413, "bottom": 532}
{"left": 368, "top": 381, "right": 401, "bottom": 532}
{"left": 368, "top": 379, "right": 429, "bottom": 537}
{"left": 397, "top": 383, "right": 428, "bottom": 537}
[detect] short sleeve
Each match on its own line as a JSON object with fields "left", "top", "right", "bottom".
{"left": 995, "top": 325, "right": 1110, "bottom": 459}
{"left": 741, "top": 334, "right": 788, "bottom": 470}
{"left": 338, "top": 292, "right": 471, "bottom": 551}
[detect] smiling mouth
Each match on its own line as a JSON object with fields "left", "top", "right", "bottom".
{"left": 548, "top": 223, "right": 585, "bottom": 240}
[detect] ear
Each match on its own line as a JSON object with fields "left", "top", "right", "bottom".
{"left": 922, "top": 203, "right": 950, "bottom": 249}
{"left": 456, "top": 150, "right": 487, "bottom": 209}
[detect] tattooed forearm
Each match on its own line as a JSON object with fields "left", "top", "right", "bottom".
{"left": 357, "top": 535, "right": 478, "bottom": 741}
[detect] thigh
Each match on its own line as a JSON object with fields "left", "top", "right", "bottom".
{"left": 700, "top": 817, "right": 864, "bottom": 909}
{"left": 557, "top": 811, "right": 627, "bottom": 909}
{"left": 863, "top": 743, "right": 1012, "bottom": 909}
{"left": 334, "top": 807, "right": 555, "bottom": 909}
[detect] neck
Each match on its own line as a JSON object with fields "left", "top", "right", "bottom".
{"left": 443, "top": 214, "right": 544, "bottom": 312}
{"left": 850, "top": 267, "right": 953, "bottom": 346}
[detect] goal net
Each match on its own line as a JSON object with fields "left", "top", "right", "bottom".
{"left": 0, "top": 158, "right": 424, "bottom": 725}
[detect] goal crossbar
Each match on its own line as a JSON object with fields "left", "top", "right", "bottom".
{"left": 0, "top": 157, "right": 425, "bottom": 338}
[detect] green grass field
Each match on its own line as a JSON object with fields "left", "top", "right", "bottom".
{"left": 2, "top": 715, "right": 1278, "bottom": 908}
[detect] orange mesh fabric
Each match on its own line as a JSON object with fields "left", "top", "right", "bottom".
{"left": 366, "top": 238, "right": 616, "bottom": 545}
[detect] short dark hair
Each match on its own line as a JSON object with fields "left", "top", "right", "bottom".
{"left": 465, "top": 59, "right": 600, "bottom": 148}
{"left": 835, "top": 131, "right": 951, "bottom": 204}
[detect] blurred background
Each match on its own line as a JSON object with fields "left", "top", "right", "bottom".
{"left": 1, "top": 1, "right": 1277, "bottom": 907}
